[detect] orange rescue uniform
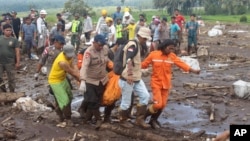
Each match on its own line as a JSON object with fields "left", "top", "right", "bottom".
{"left": 141, "top": 51, "right": 190, "bottom": 111}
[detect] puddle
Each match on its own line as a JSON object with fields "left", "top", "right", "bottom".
{"left": 159, "top": 102, "right": 229, "bottom": 135}
{"left": 71, "top": 96, "right": 228, "bottom": 135}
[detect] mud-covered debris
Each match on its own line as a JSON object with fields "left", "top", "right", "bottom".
{"left": 233, "top": 80, "right": 250, "bottom": 98}
{"left": 3, "top": 130, "right": 16, "bottom": 139}
{"left": 13, "top": 97, "right": 52, "bottom": 112}
{"left": 197, "top": 46, "right": 209, "bottom": 57}
{"left": 190, "top": 130, "right": 205, "bottom": 138}
{"left": 242, "top": 116, "right": 248, "bottom": 121}
{"left": 183, "top": 82, "right": 211, "bottom": 89}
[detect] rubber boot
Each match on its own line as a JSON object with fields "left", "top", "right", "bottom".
{"left": 135, "top": 105, "right": 150, "bottom": 129}
{"left": 92, "top": 109, "right": 102, "bottom": 130}
{"left": 187, "top": 46, "right": 191, "bottom": 55}
{"left": 149, "top": 110, "right": 162, "bottom": 129}
{"left": 119, "top": 110, "right": 134, "bottom": 128}
{"left": 55, "top": 106, "right": 64, "bottom": 122}
{"left": 127, "top": 92, "right": 136, "bottom": 119}
{"left": 104, "top": 104, "right": 115, "bottom": 123}
{"left": 78, "top": 100, "right": 88, "bottom": 119}
{"left": 62, "top": 104, "right": 72, "bottom": 120}
{"left": 62, "top": 104, "right": 75, "bottom": 127}
{"left": 83, "top": 109, "right": 93, "bottom": 124}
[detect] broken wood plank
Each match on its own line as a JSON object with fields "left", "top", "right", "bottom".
{"left": 1, "top": 114, "right": 13, "bottom": 124}
{"left": 0, "top": 81, "right": 8, "bottom": 87}
{"left": 196, "top": 86, "right": 230, "bottom": 90}
{"left": 0, "top": 92, "right": 25, "bottom": 103}
{"left": 210, "top": 103, "right": 215, "bottom": 122}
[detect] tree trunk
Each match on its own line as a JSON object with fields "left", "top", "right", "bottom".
{"left": 0, "top": 92, "right": 25, "bottom": 103}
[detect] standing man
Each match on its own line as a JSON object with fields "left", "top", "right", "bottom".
{"left": 50, "top": 22, "right": 64, "bottom": 43}
{"left": 118, "top": 27, "right": 151, "bottom": 129}
{"left": 21, "top": 16, "right": 37, "bottom": 59}
{"left": 0, "top": 24, "right": 20, "bottom": 92}
{"left": 170, "top": 16, "right": 181, "bottom": 53}
{"left": 152, "top": 16, "right": 169, "bottom": 51}
{"left": 48, "top": 44, "right": 80, "bottom": 127}
{"left": 10, "top": 11, "right": 21, "bottom": 39}
{"left": 79, "top": 34, "right": 112, "bottom": 130}
{"left": 34, "top": 35, "right": 65, "bottom": 80}
{"left": 83, "top": 13, "right": 93, "bottom": 42}
{"left": 185, "top": 14, "right": 199, "bottom": 55}
{"left": 112, "top": 6, "right": 123, "bottom": 25}
{"left": 106, "top": 17, "right": 116, "bottom": 46}
{"left": 96, "top": 9, "right": 109, "bottom": 40}
{"left": 56, "top": 13, "right": 65, "bottom": 34}
{"left": 141, "top": 39, "right": 200, "bottom": 129}
{"left": 174, "top": 9, "right": 185, "bottom": 43}
{"left": 37, "top": 9, "right": 48, "bottom": 54}
{"left": 70, "top": 13, "right": 82, "bottom": 53}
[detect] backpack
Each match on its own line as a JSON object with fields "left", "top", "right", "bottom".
{"left": 113, "top": 40, "right": 138, "bottom": 75}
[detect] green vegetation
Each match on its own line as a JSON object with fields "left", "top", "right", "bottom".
{"left": 17, "top": 8, "right": 250, "bottom": 26}
{"left": 240, "top": 15, "right": 248, "bottom": 23}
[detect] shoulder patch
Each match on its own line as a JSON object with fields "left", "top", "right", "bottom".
{"left": 128, "top": 48, "right": 134, "bottom": 52}
{"left": 84, "top": 52, "right": 91, "bottom": 58}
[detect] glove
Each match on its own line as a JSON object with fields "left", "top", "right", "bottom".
{"left": 39, "top": 35, "right": 43, "bottom": 39}
{"left": 79, "top": 80, "right": 86, "bottom": 92}
{"left": 34, "top": 73, "right": 39, "bottom": 80}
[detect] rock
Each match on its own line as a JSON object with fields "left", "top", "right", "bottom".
{"left": 242, "top": 117, "right": 248, "bottom": 121}
{"left": 222, "top": 75, "right": 237, "bottom": 81}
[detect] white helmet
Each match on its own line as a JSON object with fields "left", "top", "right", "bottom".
{"left": 40, "top": 9, "right": 47, "bottom": 15}
{"left": 124, "top": 12, "right": 130, "bottom": 17}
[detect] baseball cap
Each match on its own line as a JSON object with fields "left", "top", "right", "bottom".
{"left": 137, "top": 27, "right": 151, "bottom": 41}
{"left": 11, "top": 11, "right": 17, "bottom": 15}
{"left": 54, "top": 35, "right": 65, "bottom": 44}
{"left": 94, "top": 34, "right": 106, "bottom": 45}
{"left": 63, "top": 44, "right": 75, "bottom": 58}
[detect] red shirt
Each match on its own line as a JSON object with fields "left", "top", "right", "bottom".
{"left": 175, "top": 15, "right": 185, "bottom": 30}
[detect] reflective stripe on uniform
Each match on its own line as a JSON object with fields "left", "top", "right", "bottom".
{"left": 152, "top": 59, "right": 173, "bottom": 64}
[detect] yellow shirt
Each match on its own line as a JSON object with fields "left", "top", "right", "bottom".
{"left": 48, "top": 52, "right": 72, "bottom": 84}
{"left": 127, "top": 24, "right": 136, "bottom": 40}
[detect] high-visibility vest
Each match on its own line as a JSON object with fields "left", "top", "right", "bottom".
{"left": 116, "top": 24, "right": 123, "bottom": 38}
{"left": 71, "top": 20, "right": 80, "bottom": 33}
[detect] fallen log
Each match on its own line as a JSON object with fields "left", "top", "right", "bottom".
{"left": 169, "top": 94, "right": 198, "bottom": 101}
{"left": 100, "top": 123, "right": 167, "bottom": 141}
{"left": 210, "top": 103, "right": 215, "bottom": 122}
{"left": 0, "top": 92, "right": 25, "bottom": 103}
{"left": 196, "top": 86, "right": 230, "bottom": 90}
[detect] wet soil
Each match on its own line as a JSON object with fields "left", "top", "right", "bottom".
{"left": 1, "top": 23, "right": 250, "bottom": 141}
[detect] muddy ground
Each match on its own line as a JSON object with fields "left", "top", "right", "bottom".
{"left": 1, "top": 23, "right": 250, "bottom": 141}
